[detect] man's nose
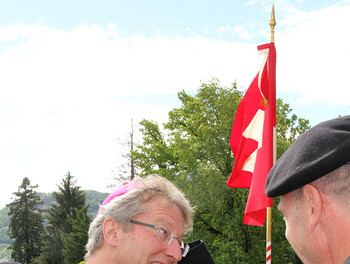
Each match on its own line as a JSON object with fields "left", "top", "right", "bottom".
{"left": 163, "top": 238, "right": 183, "bottom": 262}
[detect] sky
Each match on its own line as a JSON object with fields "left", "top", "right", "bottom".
{"left": 1, "top": 0, "right": 350, "bottom": 209}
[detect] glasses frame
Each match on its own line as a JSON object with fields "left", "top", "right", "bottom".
{"left": 128, "top": 219, "right": 189, "bottom": 257}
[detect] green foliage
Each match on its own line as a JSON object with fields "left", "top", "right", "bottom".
{"left": 7, "top": 177, "right": 44, "bottom": 264}
{"left": 0, "top": 190, "right": 107, "bottom": 261}
{"left": 0, "top": 207, "right": 12, "bottom": 256}
{"left": 61, "top": 206, "right": 90, "bottom": 264}
{"left": 133, "top": 79, "right": 310, "bottom": 263}
{"left": 0, "top": 242, "right": 11, "bottom": 261}
{"left": 49, "top": 172, "right": 87, "bottom": 233}
{"left": 40, "top": 172, "right": 88, "bottom": 264}
{"left": 84, "top": 190, "right": 109, "bottom": 219}
{"left": 0, "top": 207, "right": 11, "bottom": 228}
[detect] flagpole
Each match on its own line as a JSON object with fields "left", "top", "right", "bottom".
{"left": 266, "top": 5, "right": 276, "bottom": 264}
{"left": 269, "top": 5, "right": 276, "bottom": 43}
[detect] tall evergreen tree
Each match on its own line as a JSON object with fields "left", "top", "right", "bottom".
{"left": 7, "top": 177, "right": 44, "bottom": 264}
{"left": 40, "top": 172, "right": 87, "bottom": 264}
{"left": 61, "top": 206, "right": 91, "bottom": 264}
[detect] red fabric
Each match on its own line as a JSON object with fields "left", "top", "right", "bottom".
{"left": 227, "top": 43, "right": 275, "bottom": 226}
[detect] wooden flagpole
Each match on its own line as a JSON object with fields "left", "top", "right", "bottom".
{"left": 266, "top": 5, "right": 276, "bottom": 264}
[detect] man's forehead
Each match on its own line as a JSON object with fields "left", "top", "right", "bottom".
{"left": 139, "top": 200, "right": 185, "bottom": 235}
{"left": 144, "top": 199, "right": 183, "bottom": 217}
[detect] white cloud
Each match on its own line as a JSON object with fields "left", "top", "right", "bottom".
{"left": 277, "top": 3, "right": 350, "bottom": 105}
{"left": 217, "top": 25, "right": 230, "bottom": 33}
{"left": 234, "top": 25, "right": 251, "bottom": 40}
{"left": 0, "top": 23, "right": 261, "bottom": 114}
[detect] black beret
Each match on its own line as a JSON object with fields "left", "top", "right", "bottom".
{"left": 265, "top": 115, "right": 350, "bottom": 197}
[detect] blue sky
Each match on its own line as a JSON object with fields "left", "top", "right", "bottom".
{"left": 0, "top": 0, "right": 350, "bottom": 208}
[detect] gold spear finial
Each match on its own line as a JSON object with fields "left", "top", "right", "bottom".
{"left": 269, "top": 4, "right": 276, "bottom": 43}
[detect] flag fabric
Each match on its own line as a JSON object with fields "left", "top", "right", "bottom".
{"left": 227, "top": 43, "right": 276, "bottom": 226}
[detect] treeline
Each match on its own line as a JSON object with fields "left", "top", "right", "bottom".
{"left": 4, "top": 172, "right": 107, "bottom": 264}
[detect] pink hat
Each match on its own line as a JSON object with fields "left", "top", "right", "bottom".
{"left": 99, "top": 182, "right": 139, "bottom": 213}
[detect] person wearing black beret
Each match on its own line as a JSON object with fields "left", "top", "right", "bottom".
{"left": 265, "top": 115, "right": 350, "bottom": 264}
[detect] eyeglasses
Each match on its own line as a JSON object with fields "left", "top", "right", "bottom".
{"left": 128, "top": 219, "right": 190, "bottom": 257}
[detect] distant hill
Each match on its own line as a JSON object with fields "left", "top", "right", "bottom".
{"left": 0, "top": 190, "right": 108, "bottom": 261}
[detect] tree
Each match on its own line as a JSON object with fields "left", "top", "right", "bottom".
{"left": 40, "top": 172, "right": 88, "bottom": 264}
{"left": 110, "top": 118, "right": 140, "bottom": 188}
{"left": 133, "top": 79, "right": 310, "bottom": 263}
{"left": 7, "top": 177, "right": 44, "bottom": 264}
{"left": 61, "top": 206, "right": 91, "bottom": 264}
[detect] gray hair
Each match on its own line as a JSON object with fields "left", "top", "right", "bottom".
{"left": 85, "top": 174, "right": 194, "bottom": 260}
{"left": 312, "top": 162, "right": 350, "bottom": 206}
{"left": 292, "top": 163, "right": 350, "bottom": 205}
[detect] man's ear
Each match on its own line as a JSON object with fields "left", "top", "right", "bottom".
{"left": 302, "top": 184, "right": 324, "bottom": 231}
{"left": 102, "top": 218, "right": 120, "bottom": 247}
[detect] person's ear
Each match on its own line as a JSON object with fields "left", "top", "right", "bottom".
{"left": 302, "top": 184, "right": 324, "bottom": 231}
{"left": 102, "top": 218, "right": 120, "bottom": 246}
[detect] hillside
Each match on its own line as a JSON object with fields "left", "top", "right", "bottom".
{"left": 0, "top": 190, "right": 108, "bottom": 260}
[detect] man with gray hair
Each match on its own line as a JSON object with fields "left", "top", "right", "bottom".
{"left": 85, "top": 174, "right": 195, "bottom": 264}
{"left": 265, "top": 115, "right": 350, "bottom": 264}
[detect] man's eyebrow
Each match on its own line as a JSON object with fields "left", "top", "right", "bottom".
{"left": 161, "top": 221, "right": 184, "bottom": 238}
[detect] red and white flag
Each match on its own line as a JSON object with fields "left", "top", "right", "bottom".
{"left": 227, "top": 43, "right": 276, "bottom": 226}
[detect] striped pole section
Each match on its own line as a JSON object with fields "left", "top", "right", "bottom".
{"left": 266, "top": 241, "right": 272, "bottom": 264}
{"left": 266, "top": 206, "right": 272, "bottom": 263}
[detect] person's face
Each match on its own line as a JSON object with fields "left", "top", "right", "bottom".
{"left": 278, "top": 191, "right": 320, "bottom": 264}
{"left": 116, "top": 197, "right": 185, "bottom": 264}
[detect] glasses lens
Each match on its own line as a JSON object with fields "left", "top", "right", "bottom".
{"left": 156, "top": 227, "right": 169, "bottom": 243}
{"left": 156, "top": 227, "right": 187, "bottom": 256}
{"left": 130, "top": 220, "right": 187, "bottom": 255}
